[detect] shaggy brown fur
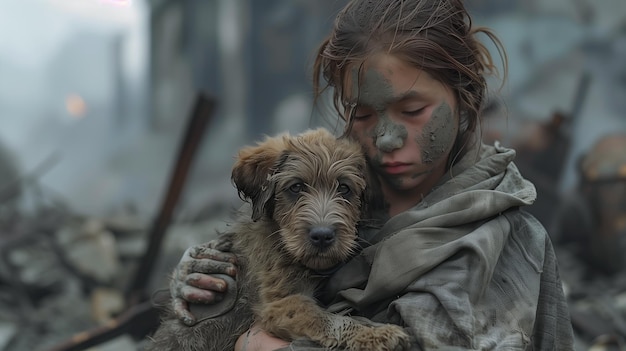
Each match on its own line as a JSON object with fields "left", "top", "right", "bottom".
{"left": 146, "top": 128, "right": 409, "bottom": 350}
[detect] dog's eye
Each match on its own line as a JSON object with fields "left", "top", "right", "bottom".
{"left": 338, "top": 183, "right": 351, "bottom": 196}
{"left": 288, "top": 183, "right": 304, "bottom": 194}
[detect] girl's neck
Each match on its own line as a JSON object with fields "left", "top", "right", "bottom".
{"left": 380, "top": 183, "right": 427, "bottom": 217}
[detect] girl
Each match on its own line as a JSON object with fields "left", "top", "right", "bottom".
{"left": 168, "top": 0, "right": 574, "bottom": 349}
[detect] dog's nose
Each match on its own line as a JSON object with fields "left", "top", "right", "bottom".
{"left": 309, "top": 227, "right": 335, "bottom": 248}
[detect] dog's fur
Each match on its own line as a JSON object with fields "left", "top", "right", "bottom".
{"left": 146, "top": 128, "right": 409, "bottom": 350}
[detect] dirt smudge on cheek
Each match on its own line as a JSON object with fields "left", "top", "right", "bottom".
{"left": 417, "top": 103, "right": 457, "bottom": 164}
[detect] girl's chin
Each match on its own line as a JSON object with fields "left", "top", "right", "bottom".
{"left": 379, "top": 174, "right": 434, "bottom": 197}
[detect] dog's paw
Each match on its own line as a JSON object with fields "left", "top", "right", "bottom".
{"left": 316, "top": 335, "right": 341, "bottom": 349}
{"left": 347, "top": 324, "right": 410, "bottom": 351}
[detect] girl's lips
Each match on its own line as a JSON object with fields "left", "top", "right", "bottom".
{"left": 381, "top": 162, "right": 411, "bottom": 174}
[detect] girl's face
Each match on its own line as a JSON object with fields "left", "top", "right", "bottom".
{"left": 345, "top": 53, "right": 459, "bottom": 204}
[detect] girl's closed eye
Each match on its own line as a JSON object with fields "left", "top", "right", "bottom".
{"left": 398, "top": 103, "right": 429, "bottom": 117}
{"left": 402, "top": 106, "right": 426, "bottom": 117}
{"left": 353, "top": 107, "right": 374, "bottom": 120}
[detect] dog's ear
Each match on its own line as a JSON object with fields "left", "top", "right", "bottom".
{"left": 231, "top": 135, "right": 289, "bottom": 221}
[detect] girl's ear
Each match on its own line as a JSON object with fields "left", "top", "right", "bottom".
{"left": 231, "top": 135, "right": 289, "bottom": 221}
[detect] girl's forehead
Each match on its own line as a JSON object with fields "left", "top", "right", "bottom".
{"left": 342, "top": 57, "right": 436, "bottom": 103}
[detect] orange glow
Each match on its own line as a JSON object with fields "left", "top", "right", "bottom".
{"left": 66, "top": 94, "right": 87, "bottom": 118}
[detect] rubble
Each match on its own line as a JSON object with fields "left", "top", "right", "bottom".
{"left": 0, "top": 185, "right": 233, "bottom": 351}
{"left": 55, "top": 219, "right": 121, "bottom": 285}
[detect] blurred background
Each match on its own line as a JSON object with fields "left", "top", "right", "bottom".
{"left": 0, "top": 0, "right": 625, "bottom": 350}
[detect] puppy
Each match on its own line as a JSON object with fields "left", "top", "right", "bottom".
{"left": 146, "top": 128, "right": 409, "bottom": 350}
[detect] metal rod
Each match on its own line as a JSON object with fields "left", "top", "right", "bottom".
{"left": 126, "top": 93, "right": 216, "bottom": 303}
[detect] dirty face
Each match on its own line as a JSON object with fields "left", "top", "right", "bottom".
{"left": 345, "top": 53, "right": 459, "bottom": 205}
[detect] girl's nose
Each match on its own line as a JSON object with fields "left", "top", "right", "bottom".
{"left": 375, "top": 120, "right": 407, "bottom": 153}
{"left": 376, "top": 132, "right": 403, "bottom": 153}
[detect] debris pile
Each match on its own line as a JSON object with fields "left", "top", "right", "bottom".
{"left": 0, "top": 179, "right": 233, "bottom": 351}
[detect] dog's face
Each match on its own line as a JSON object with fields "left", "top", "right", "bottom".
{"left": 232, "top": 128, "right": 367, "bottom": 271}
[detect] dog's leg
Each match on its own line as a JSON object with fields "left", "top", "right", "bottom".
{"left": 145, "top": 307, "right": 251, "bottom": 351}
{"left": 259, "top": 294, "right": 410, "bottom": 351}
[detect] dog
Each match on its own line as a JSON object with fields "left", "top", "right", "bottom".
{"left": 146, "top": 128, "right": 409, "bottom": 350}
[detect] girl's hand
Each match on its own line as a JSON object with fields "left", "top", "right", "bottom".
{"left": 170, "top": 239, "right": 238, "bottom": 326}
{"left": 234, "top": 325, "right": 290, "bottom": 351}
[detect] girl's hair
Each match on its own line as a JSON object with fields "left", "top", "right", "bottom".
{"left": 312, "top": 0, "right": 507, "bottom": 165}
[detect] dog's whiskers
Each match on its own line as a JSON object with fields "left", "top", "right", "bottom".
{"left": 355, "top": 236, "right": 374, "bottom": 248}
